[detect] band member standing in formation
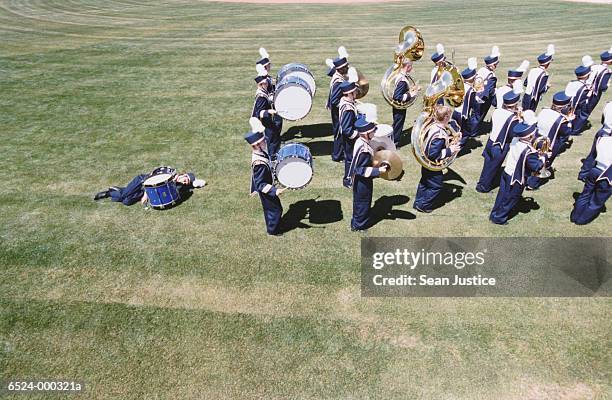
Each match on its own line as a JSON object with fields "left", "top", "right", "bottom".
{"left": 430, "top": 43, "right": 446, "bottom": 84}
{"left": 476, "top": 45, "right": 500, "bottom": 122}
{"left": 476, "top": 81, "right": 523, "bottom": 193}
{"left": 571, "top": 102, "right": 611, "bottom": 225}
{"left": 565, "top": 62, "right": 593, "bottom": 134}
{"left": 252, "top": 64, "right": 282, "bottom": 159}
{"left": 391, "top": 58, "right": 420, "bottom": 145}
{"left": 526, "top": 92, "right": 575, "bottom": 190}
{"left": 454, "top": 57, "right": 482, "bottom": 144}
{"left": 348, "top": 111, "right": 388, "bottom": 232}
{"left": 327, "top": 46, "right": 350, "bottom": 162}
{"left": 490, "top": 118, "right": 547, "bottom": 224}
{"left": 492, "top": 60, "right": 529, "bottom": 109}
{"left": 413, "top": 105, "right": 462, "bottom": 213}
{"left": 587, "top": 47, "right": 611, "bottom": 113}
{"left": 339, "top": 68, "right": 360, "bottom": 188}
{"left": 522, "top": 44, "right": 555, "bottom": 112}
{"left": 245, "top": 118, "right": 286, "bottom": 236}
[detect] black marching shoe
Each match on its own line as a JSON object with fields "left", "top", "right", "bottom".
{"left": 94, "top": 190, "right": 111, "bottom": 201}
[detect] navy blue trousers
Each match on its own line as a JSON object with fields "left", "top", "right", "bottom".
{"left": 351, "top": 176, "right": 373, "bottom": 230}
{"left": 392, "top": 108, "right": 406, "bottom": 145}
{"left": 476, "top": 141, "right": 506, "bottom": 193}
{"left": 259, "top": 192, "right": 283, "bottom": 234}
{"left": 570, "top": 168, "right": 611, "bottom": 225}
{"left": 265, "top": 119, "right": 282, "bottom": 160}
{"left": 571, "top": 104, "right": 590, "bottom": 134}
{"left": 521, "top": 93, "right": 538, "bottom": 112}
{"left": 413, "top": 167, "right": 443, "bottom": 212}
{"left": 453, "top": 111, "right": 478, "bottom": 144}
{"left": 490, "top": 172, "right": 524, "bottom": 224}
{"left": 331, "top": 106, "right": 343, "bottom": 161}
{"left": 479, "top": 99, "right": 493, "bottom": 123}
{"left": 343, "top": 138, "right": 355, "bottom": 188}
{"left": 110, "top": 174, "right": 147, "bottom": 206}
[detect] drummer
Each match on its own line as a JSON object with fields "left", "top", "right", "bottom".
{"left": 246, "top": 117, "right": 287, "bottom": 236}
{"left": 339, "top": 68, "right": 360, "bottom": 188}
{"left": 93, "top": 168, "right": 205, "bottom": 206}
{"left": 413, "top": 105, "right": 462, "bottom": 213}
{"left": 348, "top": 111, "right": 388, "bottom": 232}
{"left": 252, "top": 64, "right": 283, "bottom": 159}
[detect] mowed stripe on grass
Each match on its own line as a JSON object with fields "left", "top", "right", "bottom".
{"left": 1, "top": 0, "right": 611, "bottom": 399}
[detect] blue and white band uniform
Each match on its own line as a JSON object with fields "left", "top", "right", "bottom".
{"left": 579, "top": 103, "right": 612, "bottom": 181}
{"left": 476, "top": 108, "right": 518, "bottom": 193}
{"left": 476, "top": 66, "right": 497, "bottom": 121}
{"left": 250, "top": 150, "right": 283, "bottom": 235}
{"left": 252, "top": 87, "right": 282, "bottom": 159}
{"left": 571, "top": 133, "right": 612, "bottom": 225}
{"left": 349, "top": 137, "right": 381, "bottom": 230}
{"left": 392, "top": 72, "right": 412, "bottom": 145}
{"left": 587, "top": 63, "right": 611, "bottom": 112}
{"left": 565, "top": 79, "right": 591, "bottom": 133}
{"left": 328, "top": 71, "right": 347, "bottom": 161}
{"left": 413, "top": 124, "right": 454, "bottom": 212}
{"left": 339, "top": 97, "right": 359, "bottom": 187}
{"left": 453, "top": 82, "right": 480, "bottom": 139}
{"left": 490, "top": 130, "right": 545, "bottom": 224}
{"left": 538, "top": 108, "right": 572, "bottom": 161}
{"left": 522, "top": 66, "right": 549, "bottom": 111}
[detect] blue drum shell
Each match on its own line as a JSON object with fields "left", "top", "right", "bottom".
{"left": 144, "top": 179, "right": 180, "bottom": 209}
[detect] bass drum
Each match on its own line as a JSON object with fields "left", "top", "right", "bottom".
{"left": 277, "top": 63, "right": 316, "bottom": 96}
{"left": 274, "top": 76, "right": 313, "bottom": 121}
{"left": 274, "top": 143, "right": 313, "bottom": 189}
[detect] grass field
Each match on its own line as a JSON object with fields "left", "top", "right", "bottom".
{"left": 1, "top": 0, "right": 611, "bottom": 399}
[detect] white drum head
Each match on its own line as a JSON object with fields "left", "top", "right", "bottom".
{"left": 144, "top": 173, "right": 172, "bottom": 186}
{"left": 275, "top": 86, "right": 312, "bottom": 121}
{"left": 287, "top": 71, "right": 316, "bottom": 95}
{"left": 276, "top": 158, "right": 313, "bottom": 189}
{"left": 371, "top": 124, "right": 396, "bottom": 152}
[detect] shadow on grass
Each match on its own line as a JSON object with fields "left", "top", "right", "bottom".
{"left": 434, "top": 183, "right": 464, "bottom": 210}
{"left": 507, "top": 196, "right": 540, "bottom": 220}
{"left": 302, "top": 140, "right": 334, "bottom": 157}
{"left": 397, "top": 127, "right": 414, "bottom": 149}
{"left": 443, "top": 167, "right": 466, "bottom": 184}
{"left": 457, "top": 137, "right": 483, "bottom": 158}
{"left": 369, "top": 195, "right": 416, "bottom": 228}
{"left": 281, "top": 123, "right": 332, "bottom": 141}
{"left": 280, "top": 198, "right": 342, "bottom": 233}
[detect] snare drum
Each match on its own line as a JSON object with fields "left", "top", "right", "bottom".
{"left": 277, "top": 63, "right": 316, "bottom": 96}
{"left": 143, "top": 173, "right": 180, "bottom": 209}
{"left": 274, "top": 143, "right": 314, "bottom": 189}
{"left": 370, "top": 123, "right": 396, "bottom": 152}
{"left": 274, "top": 76, "right": 313, "bottom": 121}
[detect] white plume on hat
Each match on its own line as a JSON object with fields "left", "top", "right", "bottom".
{"left": 582, "top": 55, "right": 594, "bottom": 67}
{"left": 338, "top": 46, "right": 349, "bottom": 59}
{"left": 436, "top": 43, "right": 445, "bottom": 55}
{"left": 357, "top": 103, "right": 378, "bottom": 123}
{"left": 256, "top": 64, "right": 268, "bottom": 77}
{"left": 517, "top": 60, "right": 530, "bottom": 72}
{"left": 347, "top": 67, "right": 358, "bottom": 83}
{"left": 249, "top": 117, "right": 265, "bottom": 133}
{"left": 325, "top": 58, "right": 334, "bottom": 69}
{"left": 523, "top": 110, "right": 538, "bottom": 125}
{"left": 512, "top": 79, "right": 524, "bottom": 95}
{"left": 468, "top": 57, "right": 477, "bottom": 70}
{"left": 258, "top": 47, "right": 269, "bottom": 59}
{"left": 545, "top": 44, "right": 555, "bottom": 56}
{"left": 490, "top": 45, "right": 500, "bottom": 58}
{"left": 609, "top": 45, "right": 612, "bottom": 53}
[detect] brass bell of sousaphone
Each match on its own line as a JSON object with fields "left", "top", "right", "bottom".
{"left": 381, "top": 25, "right": 424, "bottom": 109}
{"left": 411, "top": 64, "right": 465, "bottom": 171}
